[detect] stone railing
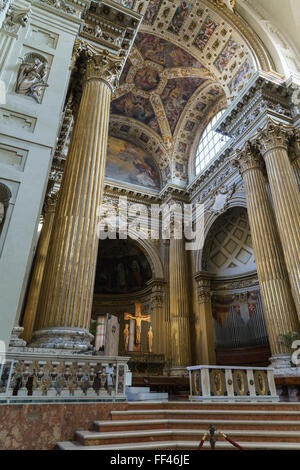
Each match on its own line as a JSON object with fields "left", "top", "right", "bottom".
{"left": 187, "top": 365, "right": 279, "bottom": 402}
{"left": 0, "top": 352, "right": 130, "bottom": 403}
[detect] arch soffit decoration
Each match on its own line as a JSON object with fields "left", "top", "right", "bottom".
{"left": 199, "top": 206, "right": 255, "bottom": 278}
{"left": 110, "top": 0, "right": 273, "bottom": 187}
{"left": 195, "top": 199, "right": 248, "bottom": 273}
{"left": 126, "top": 230, "right": 165, "bottom": 280}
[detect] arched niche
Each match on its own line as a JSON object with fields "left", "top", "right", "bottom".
{"left": 94, "top": 237, "right": 154, "bottom": 296}
{"left": 195, "top": 197, "right": 248, "bottom": 274}
{"left": 203, "top": 207, "right": 256, "bottom": 277}
{"left": 199, "top": 206, "right": 270, "bottom": 366}
{"left": 92, "top": 235, "right": 165, "bottom": 357}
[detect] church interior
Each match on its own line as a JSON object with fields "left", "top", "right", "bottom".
{"left": 0, "top": 0, "right": 300, "bottom": 451}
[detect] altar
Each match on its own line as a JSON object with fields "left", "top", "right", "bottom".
{"left": 94, "top": 302, "right": 165, "bottom": 375}
{"left": 127, "top": 352, "right": 165, "bottom": 376}
{"left": 124, "top": 302, "right": 165, "bottom": 375}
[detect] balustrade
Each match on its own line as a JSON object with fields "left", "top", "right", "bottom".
{"left": 0, "top": 352, "right": 129, "bottom": 402}
{"left": 187, "top": 365, "right": 278, "bottom": 402}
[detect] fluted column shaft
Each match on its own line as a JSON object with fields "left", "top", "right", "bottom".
{"left": 31, "top": 48, "right": 122, "bottom": 350}
{"left": 235, "top": 145, "right": 299, "bottom": 357}
{"left": 163, "top": 240, "right": 171, "bottom": 363}
{"left": 21, "top": 195, "right": 57, "bottom": 343}
{"left": 254, "top": 121, "right": 300, "bottom": 317}
{"left": 169, "top": 237, "right": 191, "bottom": 368}
{"left": 290, "top": 132, "right": 300, "bottom": 187}
{"left": 194, "top": 276, "right": 216, "bottom": 365}
{"left": 150, "top": 282, "right": 165, "bottom": 354}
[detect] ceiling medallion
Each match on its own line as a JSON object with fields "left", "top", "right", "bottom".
{"left": 134, "top": 67, "right": 160, "bottom": 91}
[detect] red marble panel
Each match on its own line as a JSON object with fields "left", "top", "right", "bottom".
{"left": 0, "top": 402, "right": 128, "bottom": 450}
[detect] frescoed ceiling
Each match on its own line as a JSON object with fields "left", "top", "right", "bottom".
{"left": 111, "top": 31, "right": 225, "bottom": 185}
{"left": 112, "top": 32, "right": 211, "bottom": 140}
{"left": 109, "top": 0, "right": 270, "bottom": 187}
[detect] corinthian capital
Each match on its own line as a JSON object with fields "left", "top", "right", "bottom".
{"left": 234, "top": 142, "right": 264, "bottom": 175}
{"left": 72, "top": 40, "right": 123, "bottom": 91}
{"left": 85, "top": 50, "right": 123, "bottom": 90}
{"left": 291, "top": 128, "right": 300, "bottom": 158}
{"left": 44, "top": 193, "right": 59, "bottom": 215}
{"left": 251, "top": 119, "right": 293, "bottom": 156}
{"left": 195, "top": 276, "right": 211, "bottom": 305}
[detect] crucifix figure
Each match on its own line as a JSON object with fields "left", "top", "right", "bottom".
{"left": 124, "top": 302, "right": 151, "bottom": 347}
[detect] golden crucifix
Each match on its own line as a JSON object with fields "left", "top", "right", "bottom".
{"left": 124, "top": 302, "right": 151, "bottom": 346}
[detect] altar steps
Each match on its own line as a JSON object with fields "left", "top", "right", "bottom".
{"left": 93, "top": 418, "right": 300, "bottom": 432}
{"left": 56, "top": 402, "right": 300, "bottom": 450}
{"left": 110, "top": 408, "right": 300, "bottom": 422}
{"left": 56, "top": 440, "right": 300, "bottom": 450}
{"left": 73, "top": 428, "right": 300, "bottom": 445}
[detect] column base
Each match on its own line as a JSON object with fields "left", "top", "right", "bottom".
{"left": 29, "top": 327, "right": 94, "bottom": 352}
{"left": 169, "top": 366, "right": 189, "bottom": 377}
{"left": 269, "top": 354, "right": 292, "bottom": 369}
{"left": 9, "top": 327, "right": 27, "bottom": 348}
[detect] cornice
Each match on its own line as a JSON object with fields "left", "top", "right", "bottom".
{"left": 215, "top": 71, "right": 294, "bottom": 150}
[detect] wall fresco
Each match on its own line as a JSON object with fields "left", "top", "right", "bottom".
{"left": 106, "top": 136, "right": 161, "bottom": 189}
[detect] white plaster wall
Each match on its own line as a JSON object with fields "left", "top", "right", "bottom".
{"left": 0, "top": 0, "right": 81, "bottom": 348}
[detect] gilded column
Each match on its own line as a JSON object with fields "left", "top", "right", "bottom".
{"left": 194, "top": 274, "right": 216, "bottom": 365}
{"left": 253, "top": 120, "right": 300, "bottom": 317}
{"left": 163, "top": 240, "right": 171, "bottom": 363}
{"left": 235, "top": 143, "right": 299, "bottom": 364}
{"left": 30, "top": 45, "right": 122, "bottom": 350}
{"left": 169, "top": 236, "right": 191, "bottom": 371}
{"left": 150, "top": 280, "right": 165, "bottom": 355}
{"left": 290, "top": 129, "right": 300, "bottom": 187}
{"left": 21, "top": 194, "right": 58, "bottom": 343}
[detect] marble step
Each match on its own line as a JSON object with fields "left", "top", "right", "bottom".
{"left": 125, "top": 387, "right": 150, "bottom": 394}
{"left": 110, "top": 408, "right": 300, "bottom": 421}
{"left": 127, "top": 401, "right": 300, "bottom": 411}
{"left": 94, "top": 418, "right": 300, "bottom": 432}
{"left": 56, "top": 440, "right": 300, "bottom": 450}
{"left": 74, "top": 428, "right": 300, "bottom": 446}
{"left": 125, "top": 387, "right": 168, "bottom": 402}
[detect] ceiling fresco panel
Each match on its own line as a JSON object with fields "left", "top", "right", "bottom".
{"left": 161, "top": 77, "right": 207, "bottom": 134}
{"left": 193, "top": 16, "right": 218, "bottom": 51}
{"left": 135, "top": 32, "right": 205, "bottom": 68}
{"left": 214, "top": 37, "right": 238, "bottom": 72}
{"left": 167, "top": 1, "right": 192, "bottom": 35}
{"left": 111, "top": 92, "right": 162, "bottom": 136}
{"left": 143, "top": 0, "right": 163, "bottom": 25}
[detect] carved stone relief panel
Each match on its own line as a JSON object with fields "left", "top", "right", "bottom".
{"left": 0, "top": 182, "right": 12, "bottom": 230}
{"left": 15, "top": 52, "right": 49, "bottom": 103}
